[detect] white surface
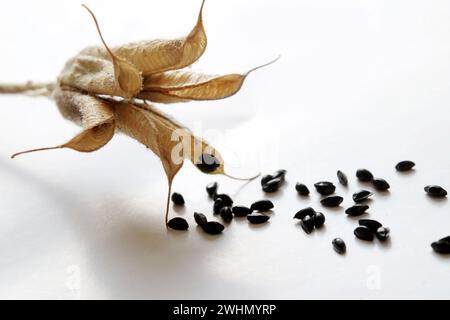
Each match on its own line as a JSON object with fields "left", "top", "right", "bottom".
{"left": 1, "top": 0, "right": 450, "bottom": 299}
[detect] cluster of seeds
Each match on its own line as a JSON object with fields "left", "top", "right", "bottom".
{"left": 354, "top": 219, "right": 390, "bottom": 242}
{"left": 293, "top": 207, "right": 325, "bottom": 234}
{"left": 261, "top": 170, "right": 287, "bottom": 193}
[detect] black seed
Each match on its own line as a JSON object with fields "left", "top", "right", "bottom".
{"left": 424, "top": 185, "right": 447, "bottom": 198}
{"left": 431, "top": 236, "right": 450, "bottom": 254}
{"left": 215, "top": 194, "right": 233, "bottom": 207}
{"left": 171, "top": 192, "right": 185, "bottom": 206}
{"left": 313, "top": 212, "right": 325, "bottom": 228}
{"left": 167, "top": 217, "right": 189, "bottom": 230}
{"left": 261, "top": 174, "right": 274, "bottom": 186}
{"left": 320, "top": 195, "right": 343, "bottom": 207}
{"left": 273, "top": 169, "right": 287, "bottom": 181}
{"left": 396, "top": 160, "right": 415, "bottom": 171}
{"left": 193, "top": 212, "right": 207, "bottom": 226}
{"left": 250, "top": 200, "right": 274, "bottom": 212}
{"left": 196, "top": 153, "right": 221, "bottom": 173}
{"left": 247, "top": 214, "right": 270, "bottom": 224}
{"left": 201, "top": 221, "right": 225, "bottom": 235}
{"left": 345, "top": 205, "right": 369, "bottom": 216}
{"left": 213, "top": 198, "right": 224, "bottom": 215}
{"left": 206, "top": 182, "right": 218, "bottom": 198}
{"left": 294, "top": 207, "right": 316, "bottom": 220}
{"left": 314, "top": 181, "right": 336, "bottom": 196}
{"left": 375, "top": 227, "right": 390, "bottom": 241}
{"left": 373, "top": 178, "right": 390, "bottom": 191}
{"left": 352, "top": 190, "right": 373, "bottom": 203}
{"left": 220, "top": 206, "right": 233, "bottom": 223}
{"left": 358, "top": 219, "right": 383, "bottom": 233}
{"left": 337, "top": 170, "right": 348, "bottom": 186}
{"left": 295, "top": 183, "right": 310, "bottom": 196}
{"left": 356, "top": 169, "right": 374, "bottom": 182}
{"left": 262, "top": 178, "right": 282, "bottom": 193}
{"left": 232, "top": 205, "right": 252, "bottom": 217}
{"left": 354, "top": 226, "right": 374, "bottom": 241}
{"left": 332, "top": 238, "right": 346, "bottom": 254}
{"left": 300, "top": 215, "right": 315, "bottom": 234}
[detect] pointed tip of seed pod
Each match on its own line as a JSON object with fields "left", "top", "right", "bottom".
{"left": 224, "top": 171, "right": 261, "bottom": 181}
{"left": 245, "top": 56, "right": 281, "bottom": 76}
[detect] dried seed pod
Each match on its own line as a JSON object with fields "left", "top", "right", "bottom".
{"left": 213, "top": 198, "right": 224, "bottom": 215}
{"left": 261, "top": 174, "right": 274, "bottom": 186}
{"left": 250, "top": 200, "right": 274, "bottom": 212}
{"left": 358, "top": 219, "right": 382, "bottom": 233}
{"left": 345, "top": 205, "right": 369, "bottom": 217}
{"left": 424, "top": 185, "right": 447, "bottom": 198}
{"left": 320, "top": 196, "right": 343, "bottom": 207}
{"left": 294, "top": 207, "right": 316, "bottom": 220}
{"left": 171, "top": 192, "right": 185, "bottom": 206}
{"left": 375, "top": 227, "right": 390, "bottom": 241}
{"left": 232, "top": 205, "right": 252, "bottom": 217}
{"left": 206, "top": 182, "right": 218, "bottom": 198}
{"left": 314, "top": 181, "right": 336, "bottom": 196}
{"left": 247, "top": 214, "right": 270, "bottom": 224}
{"left": 373, "top": 178, "right": 390, "bottom": 191}
{"left": 352, "top": 190, "right": 373, "bottom": 203}
{"left": 337, "top": 170, "right": 348, "bottom": 186}
{"left": 194, "top": 212, "right": 208, "bottom": 226}
{"left": 395, "top": 160, "right": 415, "bottom": 171}
{"left": 356, "top": 169, "right": 374, "bottom": 182}
{"left": 332, "top": 238, "right": 346, "bottom": 254}
{"left": 300, "top": 215, "right": 315, "bottom": 234}
{"left": 214, "top": 194, "right": 233, "bottom": 207}
{"left": 167, "top": 217, "right": 189, "bottom": 230}
{"left": 313, "top": 212, "right": 325, "bottom": 228}
{"left": 431, "top": 236, "right": 450, "bottom": 254}
{"left": 220, "top": 206, "right": 233, "bottom": 223}
{"left": 354, "top": 226, "right": 374, "bottom": 241}
{"left": 201, "top": 221, "right": 225, "bottom": 235}
{"left": 295, "top": 183, "right": 310, "bottom": 196}
{"left": 262, "top": 177, "right": 282, "bottom": 193}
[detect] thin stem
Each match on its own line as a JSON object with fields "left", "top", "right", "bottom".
{"left": 165, "top": 180, "right": 173, "bottom": 227}
{"left": 0, "top": 82, "right": 55, "bottom": 95}
{"left": 245, "top": 56, "right": 281, "bottom": 76}
{"left": 11, "top": 146, "right": 63, "bottom": 159}
{"left": 224, "top": 171, "right": 261, "bottom": 181}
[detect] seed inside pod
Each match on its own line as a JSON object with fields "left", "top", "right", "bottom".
{"left": 294, "top": 207, "right": 316, "bottom": 220}
{"left": 314, "top": 181, "right": 336, "bottom": 196}
{"left": 300, "top": 215, "right": 315, "bottom": 234}
{"left": 232, "top": 205, "right": 252, "bottom": 217}
{"left": 214, "top": 194, "right": 233, "bottom": 207}
{"left": 171, "top": 192, "right": 185, "bottom": 206}
{"left": 261, "top": 174, "right": 274, "bottom": 186}
{"left": 373, "top": 178, "right": 390, "bottom": 191}
{"left": 313, "top": 212, "right": 325, "bottom": 228}
{"left": 395, "top": 160, "right": 415, "bottom": 171}
{"left": 213, "top": 198, "right": 224, "bottom": 215}
{"left": 424, "top": 185, "right": 447, "bottom": 198}
{"left": 431, "top": 236, "right": 450, "bottom": 254}
{"left": 352, "top": 190, "right": 373, "bottom": 203}
{"left": 193, "top": 212, "right": 207, "bottom": 226}
{"left": 247, "top": 214, "right": 270, "bottom": 224}
{"left": 332, "top": 238, "right": 346, "bottom": 254}
{"left": 201, "top": 221, "right": 225, "bottom": 235}
{"left": 167, "top": 217, "right": 189, "bottom": 231}
{"left": 375, "top": 227, "right": 390, "bottom": 241}
{"left": 206, "top": 182, "right": 218, "bottom": 198}
{"left": 345, "top": 205, "right": 369, "bottom": 216}
{"left": 196, "top": 153, "right": 221, "bottom": 173}
{"left": 356, "top": 169, "right": 374, "bottom": 182}
{"left": 358, "top": 219, "right": 382, "bottom": 233}
{"left": 295, "top": 183, "right": 310, "bottom": 196}
{"left": 320, "top": 195, "right": 343, "bottom": 207}
{"left": 250, "top": 200, "right": 274, "bottom": 212}
{"left": 354, "top": 226, "right": 374, "bottom": 241}
{"left": 262, "top": 177, "right": 282, "bottom": 193}
{"left": 337, "top": 170, "right": 348, "bottom": 186}
{"left": 220, "top": 206, "right": 233, "bottom": 223}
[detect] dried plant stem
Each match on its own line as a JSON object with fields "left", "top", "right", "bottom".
{"left": 165, "top": 180, "right": 173, "bottom": 227}
{"left": 0, "top": 82, "right": 54, "bottom": 95}
{"left": 224, "top": 172, "right": 261, "bottom": 181}
{"left": 11, "top": 146, "right": 63, "bottom": 159}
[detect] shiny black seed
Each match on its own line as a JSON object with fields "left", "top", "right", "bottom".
{"left": 206, "top": 182, "right": 218, "bottom": 198}
{"left": 320, "top": 195, "right": 343, "bottom": 207}
{"left": 314, "top": 181, "right": 336, "bottom": 196}
{"left": 196, "top": 153, "right": 221, "bottom": 173}
{"left": 294, "top": 207, "right": 316, "bottom": 220}
{"left": 431, "top": 236, "right": 450, "bottom": 254}
{"left": 194, "top": 212, "right": 208, "bottom": 226}
{"left": 352, "top": 190, "right": 373, "bottom": 203}
{"left": 250, "top": 200, "right": 274, "bottom": 212}
{"left": 424, "top": 185, "right": 447, "bottom": 198}
{"left": 354, "top": 226, "right": 374, "bottom": 241}
{"left": 273, "top": 169, "right": 287, "bottom": 181}
{"left": 171, "top": 192, "right": 185, "bottom": 206}
{"left": 375, "top": 227, "right": 390, "bottom": 241}
{"left": 220, "top": 206, "right": 233, "bottom": 223}
{"left": 396, "top": 160, "right": 415, "bottom": 171}
{"left": 262, "top": 178, "right": 282, "bottom": 193}
{"left": 213, "top": 198, "right": 224, "bottom": 215}
{"left": 201, "top": 221, "right": 225, "bottom": 235}
{"left": 232, "top": 205, "right": 252, "bottom": 217}
{"left": 167, "top": 217, "right": 189, "bottom": 230}
{"left": 356, "top": 169, "right": 374, "bottom": 182}
{"left": 332, "top": 238, "right": 346, "bottom": 254}
{"left": 261, "top": 174, "right": 274, "bottom": 186}
{"left": 345, "top": 205, "right": 369, "bottom": 216}
{"left": 313, "top": 212, "right": 325, "bottom": 228}
{"left": 358, "top": 219, "right": 382, "bottom": 233}
{"left": 247, "top": 214, "right": 270, "bottom": 224}
{"left": 373, "top": 178, "right": 390, "bottom": 191}
{"left": 295, "top": 183, "right": 310, "bottom": 196}
{"left": 300, "top": 215, "right": 315, "bottom": 234}
{"left": 215, "top": 194, "right": 233, "bottom": 207}
{"left": 337, "top": 170, "right": 348, "bottom": 186}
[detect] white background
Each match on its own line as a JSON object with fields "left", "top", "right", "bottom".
{"left": 1, "top": 0, "right": 450, "bottom": 299}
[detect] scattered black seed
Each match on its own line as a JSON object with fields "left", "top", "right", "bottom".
{"left": 193, "top": 212, "right": 207, "bottom": 226}
{"left": 372, "top": 178, "right": 390, "bottom": 191}
{"left": 345, "top": 205, "right": 369, "bottom": 216}
{"left": 232, "top": 205, "right": 252, "bottom": 217}
{"left": 215, "top": 194, "right": 233, "bottom": 207}
{"left": 396, "top": 160, "right": 415, "bottom": 172}
{"left": 167, "top": 217, "right": 189, "bottom": 231}
{"left": 273, "top": 169, "right": 287, "bottom": 181}
{"left": 300, "top": 215, "right": 315, "bottom": 234}
{"left": 247, "top": 214, "right": 270, "bottom": 224}
{"left": 375, "top": 227, "right": 390, "bottom": 241}
{"left": 261, "top": 174, "right": 274, "bottom": 186}
{"left": 213, "top": 198, "right": 224, "bottom": 215}
{"left": 294, "top": 207, "right": 316, "bottom": 220}
{"left": 314, "top": 181, "right": 336, "bottom": 196}
{"left": 337, "top": 170, "right": 348, "bottom": 186}
{"left": 320, "top": 195, "right": 343, "bottom": 207}
{"left": 171, "top": 192, "right": 185, "bottom": 206}
{"left": 352, "top": 190, "right": 373, "bottom": 203}
{"left": 356, "top": 169, "right": 374, "bottom": 182}
{"left": 196, "top": 153, "right": 221, "bottom": 173}
{"left": 295, "top": 183, "right": 310, "bottom": 196}
{"left": 220, "top": 206, "right": 233, "bottom": 223}
{"left": 262, "top": 177, "right": 282, "bottom": 193}
{"left": 313, "top": 212, "right": 325, "bottom": 228}
{"left": 251, "top": 200, "right": 274, "bottom": 212}
{"left": 332, "top": 238, "right": 346, "bottom": 254}
{"left": 358, "top": 219, "right": 383, "bottom": 233}
{"left": 201, "top": 221, "right": 225, "bottom": 235}
{"left": 354, "top": 226, "right": 374, "bottom": 241}
{"left": 431, "top": 236, "right": 450, "bottom": 254}
{"left": 424, "top": 185, "right": 447, "bottom": 198}
{"left": 206, "top": 182, "right": 218, "bottom": 198}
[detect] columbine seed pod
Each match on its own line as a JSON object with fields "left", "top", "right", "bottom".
{"left": 206, "top": 182, "right": 218, "bottom": 198}
{"left": 313, "top": 212, "right": 325, "bottom": 228}
{"left": 220, "top": 206, "right": 233, "bottom": 223}
{"left": 201, "top": 221, "right": 225, "bottom": 235}
{"left": 314, "top": 181, "right": 336, "bottom": 196}
{"left": 354, "top": 226, "right": 374, "bottom": 241}
{"left": 250, "top": 200, "right": 274, "bottom": 212}
{"left": 320, "top": 196, "right": 343, "bottom": 207}
{"left": 232, "top": 205, "right": 252, "bottom": 217}
{"left": 262, "top": 177, "right": 282, "bottom": 193}
{"left": 352, "top": 190, "right": 373, "bottom": 203}
{"left": 358, "top": 219, "right": 382, "bottom": 233}
{"left": 194, "top": 212, "right": 208, "bottom": 226}
{"left": 337, "top": 170, "right": 348, "bottom": 186}
{"left": 171, "top": 192, "right": 185, "bottom": 206}
{"left": 247, "top": 214, "right": 270, "bottom": 224}
{"left": 167, "top": 217, "right": 189, "bottom": 230}
{"left": 424, "top": 185, "right": 447, "bottom": 198}
{"left": 294, "top": 207, "right": 316, "bottom": 220}
{"left": 395, "top": 160, "right": 415, "bottom": 171}
{"left": 345, "top": 205, "right": 369, "bottom": 217}
{"left": 372, "top": 178, "right": 390, "bottom": 191}
{"left": 295, "top": 183, "right": 310, "bottom": 196}
{"left": 356, "top": 169, "right": 374, "bottom": 182}
{"left": 332, "top": 238, "right": 346, "bottom": 254}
